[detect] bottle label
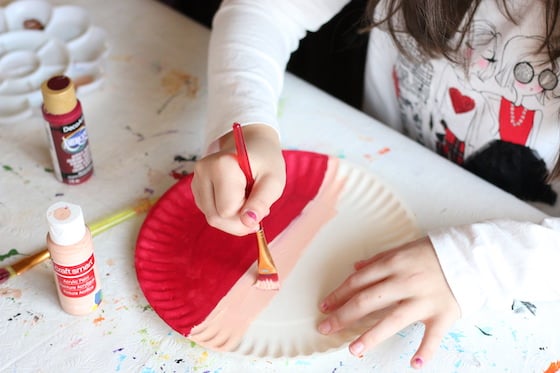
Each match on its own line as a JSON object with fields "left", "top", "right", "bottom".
{"left": 53, "top": 254, "right": 97, "bottom": 298}
{"left": 46, "top": 114, "right": 94, "bottom": 184}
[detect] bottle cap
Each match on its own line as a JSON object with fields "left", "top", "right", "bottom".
{"left": 41, "top": 76, "right": 78, "bottom": 115}
{"left": 46, "top": 201, "right": 86, "bottom": 246}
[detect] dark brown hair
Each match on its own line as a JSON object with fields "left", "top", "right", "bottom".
{"left": 364, "top": 0, "right": 560, "bottom": 179}
{"left": 364, "top": 0, "right": 560, "bottom": 61}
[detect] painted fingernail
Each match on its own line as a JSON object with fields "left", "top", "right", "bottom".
{"left": 412, "top": 357, "right": 424, "bottom": 369}
{"left": 319, "top": 301, "right": 329, "bottom": 312}
{"left": 318, "top": 320, "right": 331, "bottom": 334}
{"left": 354, "top": 260, "right": 366, "bottom": 269}
{"left": 244, "top": 210, "right": 258, "bottom": 222}
{"left": 350, "top": 342, "right": 364, "bottom": 357}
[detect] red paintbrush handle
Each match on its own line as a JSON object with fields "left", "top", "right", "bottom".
{"left": 232, "top": 122, "right": 255, "bottom": 196}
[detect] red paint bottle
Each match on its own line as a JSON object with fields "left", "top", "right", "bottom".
{"left": 41, "top": 75, "right": 94, "bottom": 184}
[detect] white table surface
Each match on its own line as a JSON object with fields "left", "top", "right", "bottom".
{"left": 1, "top": 0, "right": 559, "bottom": 372}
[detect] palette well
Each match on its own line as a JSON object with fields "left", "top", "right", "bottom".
{"left": 135, "top": 150, "right": 421, "bottom": 358}
{"left": 0, "top": 0, "right": 108, "bottom": 124}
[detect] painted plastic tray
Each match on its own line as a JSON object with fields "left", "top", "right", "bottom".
{"left": 0, "top": 0, "right": 108, "bottom": 124}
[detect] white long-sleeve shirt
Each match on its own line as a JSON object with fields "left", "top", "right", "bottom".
{"left": 206, "top": 0, "right": 560, "bottom": 317}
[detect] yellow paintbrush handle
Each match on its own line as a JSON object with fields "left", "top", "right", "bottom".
{"left": 9, "top": 197, "right": 158, "bottom": 277}
{"left": 89, "top": 197, "right": 157, "bottom": 236}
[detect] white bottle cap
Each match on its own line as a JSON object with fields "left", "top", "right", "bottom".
{"left": 46, "top": 201, "right": 86, "bottom": 246}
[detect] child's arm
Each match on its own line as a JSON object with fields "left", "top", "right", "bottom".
{"left": 430, "top": 217, "right": 560, "bottom": 316}
{"left": 194, "top": 0, "right": 350, "bottom": 234}
{"left": 318, "top": 218, "right": 560, "bottom": 368}
{"left": 205, "top": 0, "right": 350, "bottom": 151}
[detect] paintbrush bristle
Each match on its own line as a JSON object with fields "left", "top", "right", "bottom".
{"left": 254, "top": 227, "right": 280, "bottom": 291}
{"left": 0, "top": 267, "right": 12, "bottom": 285}
{"left": 253, "top": 273, "right": 280, "bottom": 290}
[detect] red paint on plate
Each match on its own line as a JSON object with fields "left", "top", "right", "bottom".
{"left": 135, "top": 150, "right": 329, "bottom": 336}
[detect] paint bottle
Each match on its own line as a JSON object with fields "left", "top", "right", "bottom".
{"left": 46, "top": 201, "right": 103, "bottom": 315}
{"left": 41, "top": 75, "right": 94, "bottom": 185}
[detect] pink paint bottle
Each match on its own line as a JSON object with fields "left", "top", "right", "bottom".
{"left": 46, "top": 201, "right": 103, "bottom": 315}
{"left": 41, "top": 75, "right": 94, "bottom": 184}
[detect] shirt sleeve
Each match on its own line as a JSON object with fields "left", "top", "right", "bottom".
{"left": 429, "top": 218, "right": 560, "bottom": 318}
{"left": 205, "top": 0, "right": 351, "bottom": 153}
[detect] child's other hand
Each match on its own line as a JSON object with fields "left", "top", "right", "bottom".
{"left": 191, "top": 124, "right": 286, "bottom": 236}
{"left": 317, "top": 237, "right": 460, "bottom": 369}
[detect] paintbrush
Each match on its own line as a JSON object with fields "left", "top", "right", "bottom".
{"left": 0, "top": 197, "right": 158, "bottom": 285}
{"left": 232, "top": 122, "right": 280, "bottom": 290}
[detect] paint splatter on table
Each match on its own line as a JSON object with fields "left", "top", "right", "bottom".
{"left": 0, "top": 0, "right": 558, "bottom": 372}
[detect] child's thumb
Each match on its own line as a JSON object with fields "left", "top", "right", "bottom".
{"left": 239, "top": 177, "right": 283, "bottom": 228}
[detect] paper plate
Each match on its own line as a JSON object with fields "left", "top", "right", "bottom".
{"left": 135, "top": 150, "right": 421, "bottom": 358}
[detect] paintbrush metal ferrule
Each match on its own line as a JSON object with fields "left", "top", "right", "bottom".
{"left": 254, "top": 226, "right": 280, "bottom": 290}
{"left": 11, "top": 249, "right": 51, "bottom": 275}
{"left": 255, "top": 227, "right": 277, "bottom": 272}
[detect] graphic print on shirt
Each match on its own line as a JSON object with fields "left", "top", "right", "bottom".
{"left": 435, "top": 20, "right": 501, "bottom": 165}
{"left": 494, "top": 35, "right": 556, "bottom": 146}
{"left": 393, "top": 36, "right": 434, "bottom": 147}
{"left": 393, "top": 15, "right": 560, "bottom": 204}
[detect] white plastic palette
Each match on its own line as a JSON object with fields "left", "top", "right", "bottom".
{"left": 0, "top": 0, "right": 108, "bottom": 124}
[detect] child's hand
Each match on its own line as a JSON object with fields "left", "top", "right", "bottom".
{"left": 191, "top": 124, "right": 286, "bottom": 236}
{"left": 317, "top": 237, "right": 460, "bottom": 369}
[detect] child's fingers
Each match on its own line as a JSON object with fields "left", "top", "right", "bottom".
{"left": 320, "top": 261, "right": 394, "bottom": 314}
{"left": 353, "top": 244, "right": 407, "bottom": 271}
{"left": 410, "top": 316, "right": 455, "bottom": 369}
{"left": 346, "top": 299, "right": 418, "bottom": 357}
{"left": 206, "top": 216, "right": 257, "bottom": 236}
{"left": 192, "top": 163, "right": 256, "bottom": 236}
{"left": 318, "top": 279, "right": 411, "bottom": 336}
{"left": 191, "top": 172, "right": 215, "bottom": 215}
{"left": 241, "top": 173, "right": 284, "bottom": 226}
{"left": 211, "top": 163, "right": 246, "bottom": 217}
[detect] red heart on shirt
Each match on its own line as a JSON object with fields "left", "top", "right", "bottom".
{"left": 449, "top": 87, "right": 475, "bottom": 114}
